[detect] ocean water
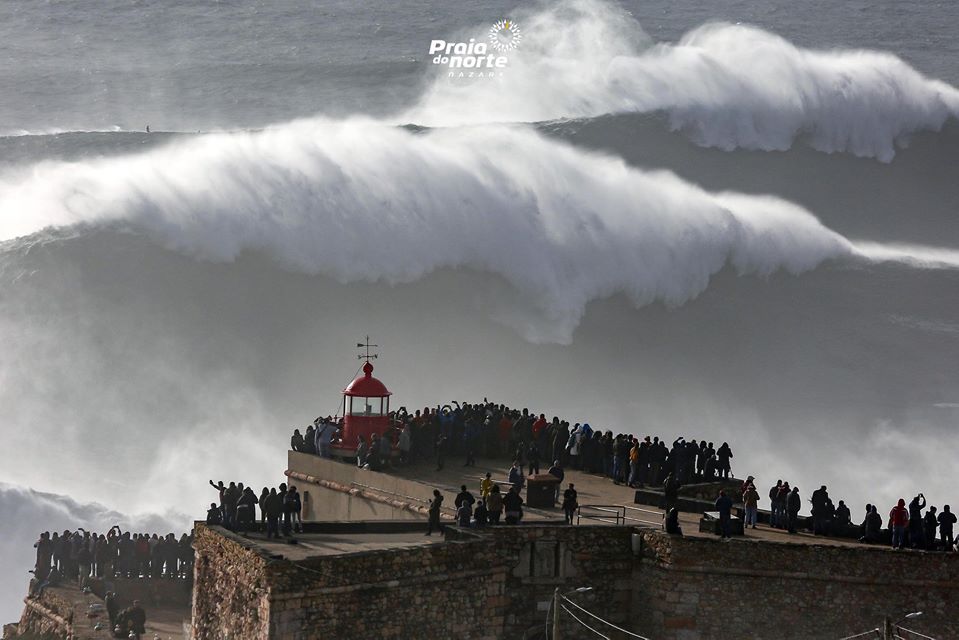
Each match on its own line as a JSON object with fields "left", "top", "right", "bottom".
{"left": 1, "top": 0, "right": 958, "bottom": 621}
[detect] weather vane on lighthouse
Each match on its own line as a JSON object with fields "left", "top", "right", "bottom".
{"left": 357, "top": 336, "right": 378, "bottom": 363}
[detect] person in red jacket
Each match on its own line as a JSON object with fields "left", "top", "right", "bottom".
{"left": 889, "top": 498, "right": 909, "bottom": 549}
{"left": 531, "top": 414, "right": 547, "bottom": 438}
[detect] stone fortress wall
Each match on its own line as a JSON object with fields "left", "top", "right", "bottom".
{"left": 635, "top": 529, "right": 958, "bottom": 639}
{"left": 187, "top": 454, "right": 959, "bottom": 640}
{"left": 192, "top": 519, "right": 959, "bottom": 640}
{"left": 192, "top": 522, "right": 634, "bottom": 640}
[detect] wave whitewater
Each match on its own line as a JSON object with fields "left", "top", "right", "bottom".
{"left": 0, "top": 119, "right": 956, "bottom": 342}
{"left": 403, "top": 0, "right": 959, "bottom": 161}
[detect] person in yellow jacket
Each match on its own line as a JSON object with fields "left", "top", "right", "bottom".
{"left": 480, "top": 472, "right": 494, "bottom": 499}
{"left": 628, "top": 442, "right": 640, "bottom": 488}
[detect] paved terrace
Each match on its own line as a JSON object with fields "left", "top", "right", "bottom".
{"left": 232, "top": 525, "right": 444, "bottom": 561}
{"left": 324, "top": 456, "right": 888, "bottom": 550}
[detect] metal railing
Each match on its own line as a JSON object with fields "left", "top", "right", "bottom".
{"left": 349, "top": 481, "right": 429, "bottom": 504}
{"left": 622, "top": 505, "right": 665, "bottom": 528}
{"left": 576, "top": 504, "right": 663, "bottom": 528}
{"left": 576, "top": 505, "right": 626, "bottom": 526}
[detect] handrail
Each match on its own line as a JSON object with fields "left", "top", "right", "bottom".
{"left": 348, "top": 481, "right": 461, "bottom": 514}
{"left": 621, "top": 505, "right": 664, "bottom": 528}
{"left": 576, "top": 505, "right": 626, "bottom": 526}
{"left": 897, "top": 627, "right": 936, "bottom": 640}
{"left": 349, "top": 481, "right": 431, "bottom": 505}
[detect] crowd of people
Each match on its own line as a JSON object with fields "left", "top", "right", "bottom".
{"left": 286, "top": 399, "right": 959, "bottom": 553}
{"left": 425, "top": 467, "right": 580, "bottom": 534}
{"left": 207, "top": 479, "right": 304, "bottom": 538}
{"left": 32, "top": 527, "right": 193, "bottom": 585}
{"left": 703, "top": 478, "right": 959, "bottom": 551}
{"left": 290, "top": 401, "right": 735, "bottom": 488}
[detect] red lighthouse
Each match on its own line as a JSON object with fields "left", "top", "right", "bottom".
{"left": 332, "top": 337, "right": 392, "bottom": 456}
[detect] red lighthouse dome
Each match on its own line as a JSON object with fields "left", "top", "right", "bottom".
{"left": 344, "top": 361, "right": 391, "bottom": 398}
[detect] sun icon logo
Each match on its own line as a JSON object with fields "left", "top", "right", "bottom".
{"left": 489, "top": 19, "right": 522, "bottom": 52}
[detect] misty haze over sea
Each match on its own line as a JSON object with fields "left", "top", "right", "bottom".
{"left": 1, "top": 0, "right": 958, "bottom": 622}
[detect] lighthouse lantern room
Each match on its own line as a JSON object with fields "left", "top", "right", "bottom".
{"left": 336, "top": 337, "right": 392, "bottom": 453}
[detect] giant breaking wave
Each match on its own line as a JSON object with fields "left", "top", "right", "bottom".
{"left": 404, "top": 0, "right": 959, "bottom": 161}
{"left": 2, "top": 120, "right": 958, "bottom": 343}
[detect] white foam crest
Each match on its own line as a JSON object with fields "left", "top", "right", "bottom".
{"left": 853, "top": 241, "right": 959, "bottom": 269}
{"left": 0, "top": 118, "right": 864, "bottom": 342}
{"left": 403, "top": 0, "right": 959, "bottom": 161}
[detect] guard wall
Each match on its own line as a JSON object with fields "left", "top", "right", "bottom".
{"left": 191, "top": 523, "right": 635, "bottom": 640}
{"left": 635, "top": 530, "right": 959, "bottom": 639}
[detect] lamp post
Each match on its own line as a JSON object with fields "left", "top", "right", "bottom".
{"left": 883, "top": 611, "right": 922, "bottom": 640}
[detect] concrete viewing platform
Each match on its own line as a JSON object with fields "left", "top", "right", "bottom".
{"left": 286, "top": 450, "right": 899, "bottom": 551}
{"left": 224, "top": 522, "right": 445, "bottom": 561}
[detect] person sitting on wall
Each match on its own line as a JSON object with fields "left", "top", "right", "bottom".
{"left": 664, "top": 508, "right": 682, "bottom": 536}
{"left": 503, "top": 486, "right": 524, "bottom": 524}
{"left": 290, "top": 428, "right": 304, "bottom": 452}
{"left": 473, "top": 500, "right": 488, "bottom": 527}
{"left": 457, "top": 501, "right": 473, "bottom": 527}
{"left": 834, "top": 500, "right": 851, "bottom": 530}
{"left": 455, "top": 485, "right": 476, "bottom": 510}
{"left": 204, "top": 504, "right": 223, "bottom": 537}
{"left": 486, "top": 485, "right": 503, "bottom": 525}
{"left": 810, "top": 485, "right": 830, "bottom": 535}
{"left": 859, "top": 505, "right": 882, "bottom": 544}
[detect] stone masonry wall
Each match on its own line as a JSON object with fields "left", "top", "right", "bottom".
{"left": 192, "top": 520, "right": 959, "bottom": 640}
{"left": 634, "top": 530, "right": 959, "bottom": 640}
{"left": 192, "top": 522, "right": 638, "bottom": 640}
{"left": 192, "top": 525, "right": 272, "bottom": 640}
{"left": 464, "top": 526, "right": 636, "bottom": 640}
{"left": 12, "top": 587, "right": 76, "bottom": 640}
